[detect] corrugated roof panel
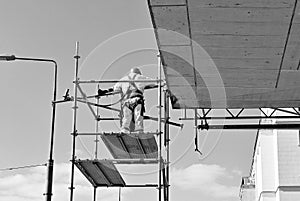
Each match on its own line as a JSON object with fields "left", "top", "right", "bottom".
{"left": 120, "top": 135, "right": 146, "bottom": 158}
{"left": 96, "top": 160, "right": 125, "bottom": 186}
{"left": 101, "top": 133, "right": 158, "bottom": 159}
{"left": 101, "top": 134, "right": 131, "bottom": 159}
{"left": 138, "top": 136, "right": 158, "bottom": 158}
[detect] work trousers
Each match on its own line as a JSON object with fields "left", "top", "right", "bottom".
{"left": 122, "top": 97, "right": 144, "bottom": 132}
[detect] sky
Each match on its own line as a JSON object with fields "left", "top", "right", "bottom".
{"left": 0, "top": 1, "right": 258, "bottom": 201}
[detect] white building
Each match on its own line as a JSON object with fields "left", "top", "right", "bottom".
{"left": 240, "top": 121, "right": 300, "bottom": 201}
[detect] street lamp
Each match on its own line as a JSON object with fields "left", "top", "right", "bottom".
{"left": 0, "top": 55, "right": 57, "bottom": 201}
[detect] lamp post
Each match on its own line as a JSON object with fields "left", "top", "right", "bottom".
{"left": 0, "top": 55, "right": 57, "bottom": 201}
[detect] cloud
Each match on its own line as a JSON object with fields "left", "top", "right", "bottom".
{"left": 171, "top": 164, "right": 239, "bottom": 199}
{"left": 0, "top": 162, "right": 239, "bottom": 201}
{"left": 0, "top": 166, "right": 45, "bottom": 201}
{"left": 0, "top": 162, "right": 130, "bottom": 201}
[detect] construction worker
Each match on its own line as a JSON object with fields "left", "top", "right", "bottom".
{"left": 112, "top": 67, "right": 155, "bottom": 133}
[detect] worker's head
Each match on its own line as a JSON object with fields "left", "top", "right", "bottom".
{"left": 130, "top": 67, "right": 142, "bottom": 75}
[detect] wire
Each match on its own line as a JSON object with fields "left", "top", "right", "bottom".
{"left": 0, "top": 163, "right": 47, "bottom": 172}
{"left": 97, "top": 93, "right": 126, "bottom": 107}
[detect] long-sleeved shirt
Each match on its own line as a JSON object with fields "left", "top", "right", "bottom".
{"left": 113, "top": 72, "right": 153, "bottom": 97}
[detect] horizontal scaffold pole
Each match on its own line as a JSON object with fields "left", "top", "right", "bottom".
{"left": 124, "top": 184, "right": 158, "bottom": 188}
{"left": 105, "top": 159, "right": 160, "bottom": 164}
{"left": 74, "top": 79, "right": 163, "bottom": 84}
{"left": 95, "top": 184, "right": 159, "bottom": 188}
{"left": 75, "top": 131, "right": 162, "bottom": 136}
{"left": 180, "top": 116, "right": 300, "bottom": 120}
{"left": 144, "top": 116, "right": 183, "bottom": 128}
{"left": 197, "top": 123, "right": 300, "bottom": 130}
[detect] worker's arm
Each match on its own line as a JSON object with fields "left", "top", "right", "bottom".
{"left": 144, "top": 80, "right": 166, "bottom": 90}
{"left": 144, "top": 84, "right": 158, "bottom": 90}
{"left": 138, "top": 75, "right": 160, "bottom": 91}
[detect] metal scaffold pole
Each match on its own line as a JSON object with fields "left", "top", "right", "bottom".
{"left": 164, "top": 90, "right": 170, "bottom": 201}
{"left": 66, "top": 45, "right": 171, "bottom": 201}
{"left": 70, "top": 41, "right": 80, "bottom": 201}
{"left": 95, "top": 85, "right": 100, "bottom": 159}
{"left": 157, "top": 52, "right": 162, "bottom": 201}
{"left": 93, "top": 187, "right": 97, "bottom": 201}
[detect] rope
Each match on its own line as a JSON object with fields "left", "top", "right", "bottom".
{"left": 0, "top": 163, "right": 47, "bottom": 171}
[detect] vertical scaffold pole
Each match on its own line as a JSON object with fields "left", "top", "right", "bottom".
{"left": 194, "top": 109, "right": 198, "bottom": 152}
{"left": 119, "top": 94, "right": 123, "bottom": 128}
{"left": 157, "top": 52, "right": 162, "bottom": 201}
{"left": 93, "top": 187, "right": 97, "bottom": 201}
{"left": 70, "top": 41, "right": 80, "bottom": 201}
{"left": 95, "top": 85, "right": 100, "bottom": 159}
{"left": 164, "top": 90, "right": 170, "bottom": 201}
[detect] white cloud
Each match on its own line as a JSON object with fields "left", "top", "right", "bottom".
{"left": 171, "top": 163, "right": 239, "bottom": 199}
{"left": 0, "top": 162, "right": 129, "bottom": 201}
{"left": 0, "top": 162, "right": 239, "bottom": 201}
{"left": 0, "top": 167, "right": 45, "bottom": 201}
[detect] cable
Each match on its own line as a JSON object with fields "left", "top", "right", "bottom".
{"left": 0, "top": 163, "right": 47, "bottom": 171}
{"left": 97, "top": 93, "right": 127, "bottom": 107}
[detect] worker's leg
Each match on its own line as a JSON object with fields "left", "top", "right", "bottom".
{"left": 122, "top": 105, "right": 132, "bottom": 133}
{"left": 134, "top": 104, "right": 144, "bottom": 132}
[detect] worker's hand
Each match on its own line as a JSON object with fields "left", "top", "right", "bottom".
{"left": 98, "top": 89, "right": 106, "bottom": 96}
{"left": 97, "top": 88, "right": 114, "bottom": 96}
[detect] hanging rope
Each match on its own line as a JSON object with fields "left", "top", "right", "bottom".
{"left": 0, "top": 163, "right": 47, "bottom": 172}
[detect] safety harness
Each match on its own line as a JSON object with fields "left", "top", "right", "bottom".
{"left": 123, "top": 74, "right": 145, "bottom": 116}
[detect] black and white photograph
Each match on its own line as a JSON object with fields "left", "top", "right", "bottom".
{"left": 1, "top": 0, "right": 300, "bottom": 201}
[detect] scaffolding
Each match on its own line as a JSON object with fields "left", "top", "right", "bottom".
{"left": 68, "top": 42, "right": 174, "bottom": 201}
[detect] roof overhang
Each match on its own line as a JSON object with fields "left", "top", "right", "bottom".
{"left": 148, "top": 0, "right": 300, "bottom": 109}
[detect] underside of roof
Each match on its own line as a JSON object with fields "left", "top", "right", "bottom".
{"left": 148, "top": 0, "right": 300, "bottom": 109}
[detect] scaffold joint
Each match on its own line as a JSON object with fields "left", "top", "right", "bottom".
{"left": 71, "top": 131, "right": 78, "bottom": 136}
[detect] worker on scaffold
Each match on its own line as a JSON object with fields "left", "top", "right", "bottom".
{"left": 112, "top": 67, "right": 155, "bottom": 133}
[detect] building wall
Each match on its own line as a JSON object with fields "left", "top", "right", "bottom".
{"left": 240, "top": 127, "right": 300, "bottom": 201}
{"left": 278, "top": 188, "right": 300, "bottom": 201}
{"left": 277, "top": 130, "right": 300, "bottom": 186}
{"left": 259, "top": 193, "right": 276, "bottom": 201}
{"left": 240, "top": 187, "right": 255, "bottom": 201}
{"left": 255, "top": 129, "right": 278, "bottom": 201}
